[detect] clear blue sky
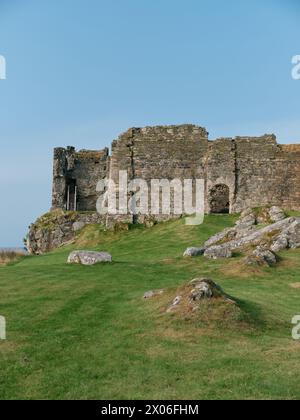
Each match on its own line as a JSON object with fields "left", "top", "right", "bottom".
{"left": 0, "top": 0, "right": 300, "bottom": 246}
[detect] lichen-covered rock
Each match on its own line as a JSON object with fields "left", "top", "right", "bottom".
{"left": 253, "top": 246, "right": 277, "bottom": 267}
{"left": 202, "top": 217, "right": 300, "bottom": 258}
{"left": 285, "top": 219, "right": 300, "bottom": 249}
{"left": 255, "top": 207, "right": 273, "bottom": 224}
{"left": 235, "top": 206, "right": 287, "bottom": 227}
{"left": 183, "top": 247, "right": 205, "bottom": 257}
{"left": 72, "top": 221, "right": 86, "bottom": 232}
{"left": 189, "top": 278, "right": 224, "bottom": 300}
{"left": 242, "top": 255, "right": 263, "bottom": 267}
{"left": 203, "top": 225, "right": 255, "bottom": 250}
{"left": 185, "top": 211, "right": 298, "bottom": 265}
{"left": 27, "top": 210, "right": 106, "bottom": 255}
{"left": 67, "top": 251, "right": 112, "bottom": 265}
{"left": 236, "top": 209, "right": 256, "bottom": 228}
{"left": 269, "top": 206, "right": 286, "bottom": 223}
{"left": 204, "top": 227, "right": 237, "bottom": 248}
{"left": 235, "top": 225, "right": 256, "bottom": 239}
{"left": 204, "top": 246, "right": 233, "bottom": 260}
{"left": 271, "top": 234, "right": 289, "bottom": 253}
{"left": 240, "top": 208, "right": 254, "bottom": 218}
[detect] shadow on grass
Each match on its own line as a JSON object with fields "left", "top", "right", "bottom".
{"left": 235, "top": 297, "right": 267, "bottom": 331}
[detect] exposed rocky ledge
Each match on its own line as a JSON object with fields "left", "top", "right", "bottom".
{"left": 27, "top": 210, "right": 106, "bottom": 255}
{"left": 184, "top": 207, "right": 300, "bottom": 266}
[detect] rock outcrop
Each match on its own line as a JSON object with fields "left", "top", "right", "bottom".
{"left": 183, "top": 247, "right": 205, "bottom": 257}
{"left": 203, "top": 246, "right": 233, "bottom": 260}
{"left": 243, "top": 247, "right": 277, "bottom": 267}
{"left": 184, "top": 207, "right": 300, "bottom": 265}
{"left": 203, "top": 216, "right": 300, "bottom": 256}
{"left": 269, "top": 206, "right": 286, "bottom": 223}
{"left": 236, "top": 206, "right": 286, "bottom": 227}
{"left": 27, "top": 210, "right": 105, "bottom": 255}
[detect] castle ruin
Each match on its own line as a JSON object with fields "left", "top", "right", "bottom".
{"left": 51, "top": 125, "right": 300, "bottom": 222}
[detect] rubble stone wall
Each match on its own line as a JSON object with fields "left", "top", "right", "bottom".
{"left": 52, "top": 147, "right": 109, "bottom": 211}
{"left": 51, "top": 125, "right": 300, "bottom": 218}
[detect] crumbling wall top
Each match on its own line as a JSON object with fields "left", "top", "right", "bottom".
{"left": 117, "top": 124, "right": 209, "bottom": 140}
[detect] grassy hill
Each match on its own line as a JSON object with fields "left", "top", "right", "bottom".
{"left": 1, "top": 214, "right": 300, "bottom": 400}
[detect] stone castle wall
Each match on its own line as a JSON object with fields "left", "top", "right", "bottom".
{"left": 51, "top": 125, "right": 300, "bottom": 219}
{"left": 233, "top": 136, "right": 300, "bottom": 211}
{"left": 52, "top": 146, "right": 109, "bottom": 212}
{"left": 108, "top": 125, "right": 209, "bottom": 223}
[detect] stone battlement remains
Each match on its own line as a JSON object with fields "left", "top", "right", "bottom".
{"left": 51, "top": 125, "right": 300, "bottom": 221}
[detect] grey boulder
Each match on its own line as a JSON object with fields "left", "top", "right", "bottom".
{"left": 236, "top": 211, "right": 256, "bottom": 228}
{"left": 183, "top": 247, "right": 205, "bottom": 257}
{"left": 285, "top": 220, "right": 300, "bottom": 249}
{"left": 73, "top": 221, "right": 86, "bottom": 232}
{"left": 269, "top": 206, "right": 286, "bottom": 223}
{"left": 204, "top": 227, "right": 236, "bottom": 249}
{"left": 68, "top": 250, "right": 112, "bottom": 265}
{"left": 271, "top": 234, "right": 289, "bottom": 253}
{"left": 189, "top": 278, "right": 224, "bottom": 301}
{"left": 253, "top": 246, "right": 277, "bottom": 267}
{"left": 204, "top": 246, "right": 232, "bottom": 260}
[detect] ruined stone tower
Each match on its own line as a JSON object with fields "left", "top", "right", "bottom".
{"left": 52, "top": 146, "right": 109, "bottom": 212}
{"left": 51, "top": 124, "right": 300, "bottom": 219}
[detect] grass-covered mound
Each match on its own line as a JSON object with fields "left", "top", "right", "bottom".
{"left": 145, "top": 278, "right": 249, "bottom": 331}
{"left": 150, "top": 292, "right": 253, "bottom": 336}
{"left": 1, "top": 214, "right": 300, "bottom": 400}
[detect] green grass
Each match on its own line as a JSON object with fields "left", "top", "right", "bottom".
{"left": 1, "top": 214, "right": 300, "bottom": 400}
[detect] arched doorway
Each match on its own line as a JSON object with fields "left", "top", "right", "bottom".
{"left": 209, "top": 184, "right": 230, "bottom": 214}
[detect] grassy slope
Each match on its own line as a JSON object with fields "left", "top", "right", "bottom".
{"left": 1, "top": 214, "right": 300, "bottom": 400}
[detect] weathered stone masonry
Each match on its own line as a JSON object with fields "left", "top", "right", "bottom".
{"left": 52, "top": 146, "right": 109, "bottom": 211}
{"left": 51, "top": 125, "right": 300, "bottom": 219}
